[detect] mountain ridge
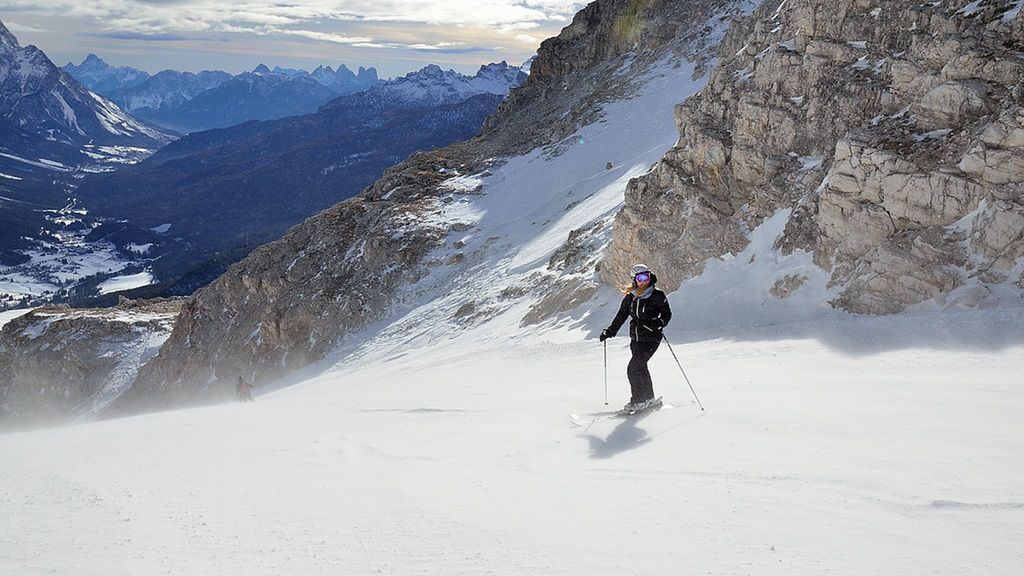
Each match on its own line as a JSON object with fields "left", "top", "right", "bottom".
{"left": 71, "top": 62, "right": 527, "bottom": 303}
{"left": 64, "top": 57, "right": 383, "bottom": 134}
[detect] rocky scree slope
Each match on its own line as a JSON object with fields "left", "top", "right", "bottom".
{"left": 0, "top": 298, "right": 180, "bottom": 428}
{"left": 602, "top": 0, "right": 1024, "bottom": 314}
{"left": 114, "top": 0, "right": 752, "bottom": 413}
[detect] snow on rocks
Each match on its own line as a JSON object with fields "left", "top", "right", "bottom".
{"left": 0, "top": 299, "right": 181, "bottom": 426}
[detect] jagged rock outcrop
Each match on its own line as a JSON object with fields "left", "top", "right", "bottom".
{"left": 0, "top": 298, "right": 180, "bottom": 428}
{"left": 115, "top": 0, "right": 752, "bottom": 413}
{"left": 483, "top": 0, "right": 745, "bottom": 155}
{"left": 603, "top": 0, "right": 1024, "bottom": 313}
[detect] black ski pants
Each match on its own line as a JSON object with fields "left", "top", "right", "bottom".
{"left": 627, "top": 340, "right": 660, "bottom": 402}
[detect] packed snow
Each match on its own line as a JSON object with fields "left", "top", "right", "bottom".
{"left": 0, "top": 308, "right": 32, "bottom": 329}
{"left": 1, "top": 306, "right": 1020, "bottom": 576}
{"left": 0, "top": 151, "right": 70, "bottom": 172}
{"left": 1003, "top": 0, "right": 1023, "bottom": 22}
{"left": 956, "top": 0, "right": 985, "bottom": 17}
{"left": 125, "top": 243, "right": 153, "bottom": 255}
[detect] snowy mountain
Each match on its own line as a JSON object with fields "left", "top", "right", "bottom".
{"left": 0, "top": 19, "right": 174, "bottom": 308}
{"left": 311, "top": 63, "right": 379, "bottom": 92}
{"left": 139, "top": 67, "right": 341, "bottom": 133}
{"left": 119, "top": 63, "right": 380, "bottom": 134}
{"left": 65, "top": 56, "right": 383, "bottom": 134}
{"left": 110, "top": 0, "right": 746, "bottom": 410}
{"left": 0, "top": 21, "right": 170, "bottom": 151}
{"left": 71, "top": 62, "right": 524, "bottom": 298}
{"left": 320, "top": 62, "right": 526, "bottom": 116}
{"left": 91, "top": 0, "right": 1021, "bottom": 415}
{"left": 602, "top": 0, "right": 1024, "bottom": 314}
{"left": 62, "top": 54, "right": 150, "bottom": 93}
{"left": 102, "top": 68, "right": 232, "bottom": 118}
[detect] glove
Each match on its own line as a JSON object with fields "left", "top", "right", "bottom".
{"left": 599, "top": 329, "right": 610, "bottom": 342}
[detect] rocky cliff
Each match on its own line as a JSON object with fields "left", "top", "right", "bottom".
{"left": 0, "top": 298, "right": 180, "bottom": 428}
{"left": 602, "top": 0, "right": 1024, "bottom": 313}
{"left": 114, "top": 0, "right": 753, "bottom": 413}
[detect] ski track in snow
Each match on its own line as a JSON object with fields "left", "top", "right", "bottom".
{"left": 1, "top": 336, "right": 1021, "bottom": 576}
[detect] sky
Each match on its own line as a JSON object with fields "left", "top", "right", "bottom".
{"left": 0, "top": 0, "right": 588, "bottom": 78}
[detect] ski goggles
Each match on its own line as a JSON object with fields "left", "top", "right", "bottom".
{"left": 633, "top": 272, "right": 651, "bottom": 283}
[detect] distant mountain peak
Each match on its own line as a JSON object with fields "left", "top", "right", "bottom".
{"left": 318, "top": 60, "right": 525, "bottom": 114}
{"left": 418, "top": 64, "right": 446, "bottom": 76}
{"left": 64, "top": 52, "right": 151, "bottom": 94}
{"left": 479, "top": 60, "right": 510, "bottom": 70}
{"left": 1, "top": 23, "right": 170, "bottom": 150}
{"left": 357, "top": 66, "right": 378, "bottom": 82}
{"left": 0, "top": 19, "right": 21, "bottom": 51}
{"left": 253, "top": 63, "right": 272, "bottom": 75}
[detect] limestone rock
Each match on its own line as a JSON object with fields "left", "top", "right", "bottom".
{"left": 604, "top": 0, "right": 1024, "bottom": 314}
{"left": 0, "top": 299, "right": 180, "bottom": 428}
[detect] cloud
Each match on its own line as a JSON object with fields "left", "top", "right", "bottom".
{"left": 408, "top": 43, "right": 492, "bottom": 54}
{"left": 6, "top": 1, "right": 583, "bottom": 75}
{"left": 83, "top": 31, "right": 192, "bottom": 41}
{"left": 278, "top": 29, "right": 374, "bottom": 44}
{"left": 2, "top": 21, "right": 48, "bottom": 34}
{"left": 6, "top": 1, "right": 586, "bottom": 38}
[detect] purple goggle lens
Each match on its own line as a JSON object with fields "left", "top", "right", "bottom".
{"left": 634, "top": 272, "right": 651, "bottom": 283}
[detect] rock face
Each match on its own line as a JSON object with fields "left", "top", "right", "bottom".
{"left": 483, "top": 0, "right": 742, "bottom": 155}
{"left": 115, "top": 0, "right": 750, "bottom": 413}
{"left": 602, "top": 0, "right": 1024, "bottom": 313}
{"left": 0, "top": 298, "right": 180, "bottom": 428}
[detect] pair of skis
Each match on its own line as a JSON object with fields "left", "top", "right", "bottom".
{"left": 569, "top": 396, "right": 673, "bottom": 428}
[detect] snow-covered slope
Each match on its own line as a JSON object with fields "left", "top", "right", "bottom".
{"left": 0, "top": 305, "right": 1020, "bottom": 575}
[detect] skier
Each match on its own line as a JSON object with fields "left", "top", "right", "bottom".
{"left": 599, "top": 264, "right": 672, "bottom": 412}
{"left": 236, "top": 376, "right": 254, "bottom": 402}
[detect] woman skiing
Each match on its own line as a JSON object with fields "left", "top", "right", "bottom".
{"left": 599, "top": 264, "right": 672, "bottom": 412}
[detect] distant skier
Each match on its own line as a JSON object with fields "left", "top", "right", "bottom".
{"left": 599, "top": 264, "right": 672, "bottom": 412}
{"left": 236, "top": 376, "right": 254, "bottom": 402}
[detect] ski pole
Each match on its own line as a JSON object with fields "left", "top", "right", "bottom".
{"left": 603, "top": 339, "right": 609, "bottom": 405}
{"left": 662, "top": 335, "right": 704, "bottom": 412}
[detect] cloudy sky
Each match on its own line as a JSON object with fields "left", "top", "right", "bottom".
{"left": 1, "top": 0, "right": 587, "bottom": 77}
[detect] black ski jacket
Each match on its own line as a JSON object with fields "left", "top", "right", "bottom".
{"left": 606, "top": 274, "right": 672, "bottom": 343}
